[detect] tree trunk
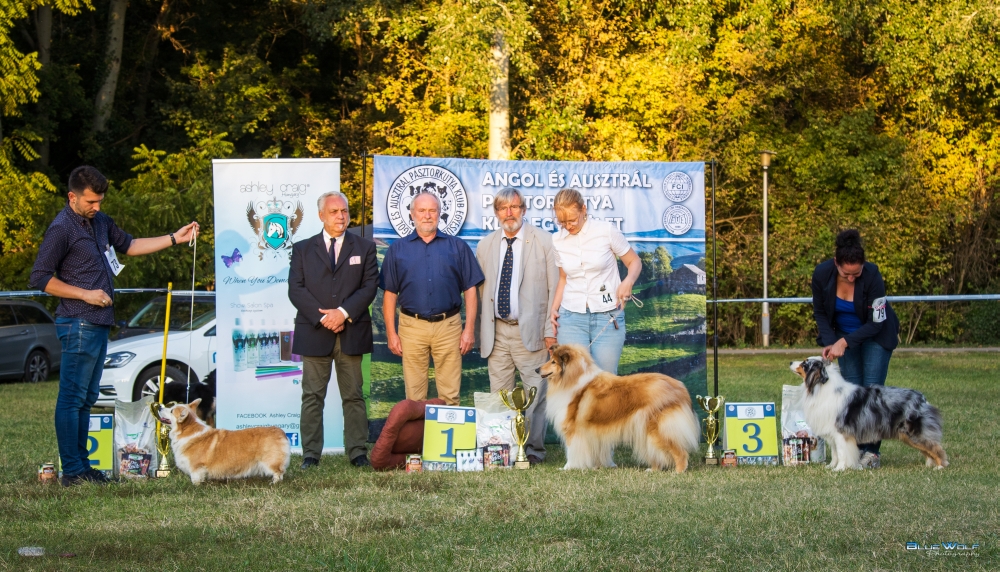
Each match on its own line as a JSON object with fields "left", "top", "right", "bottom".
{"left": 488, "top": 31, "right": 510, "bottom": 160}
{"left": 92, "top": 0, "right": 128, "bottom": 134}
{"left": 34, "top": 5, "right": 52, "bottom": 167}
{"left": 132, "top": 0, "right": 174, "bottom": 144}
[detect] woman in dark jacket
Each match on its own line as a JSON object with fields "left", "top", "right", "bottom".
{"left": 811, "top": 229, "right": 900, "bottom": 468}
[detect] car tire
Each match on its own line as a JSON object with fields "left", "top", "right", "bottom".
{"left": 132, "top": 365, "right": 188, "bottom": 402}
{"left": 23, "top": 350, "right": 50, "bottom": 383}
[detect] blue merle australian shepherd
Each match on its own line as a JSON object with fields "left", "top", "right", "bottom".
{"left": 790, "top": 357, "right": 948, "bottom": 471}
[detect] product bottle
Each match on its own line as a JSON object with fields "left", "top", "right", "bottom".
{"left": 233, "top": 318, "right": 246, "bottom": 372}
{"left": 246, "top": 318, "right": 258, "bottom": 368}
{"left": 280, "top": 319, "right": 293, "bottom": 362}
{"left": 256, "top": 318, "right": 268, "bottom": 366}
{"left": 270, "top": 320, "right": 280, "bottom": 364}
{"left": 261, "top": 322, "right": 273, "bottom": 365}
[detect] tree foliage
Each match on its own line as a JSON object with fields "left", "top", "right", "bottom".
{"left": 1, "top": 0, "right": 997, "bottom": 344}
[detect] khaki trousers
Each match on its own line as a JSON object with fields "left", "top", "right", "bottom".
{"left": 488, "top": 320, "right": 548, "bottom": 459}
{"left": 398, "top": 312, "right": 462, "bottom": 405}
{"left": 300, "top": 336, "right": 368, "bottom": 461}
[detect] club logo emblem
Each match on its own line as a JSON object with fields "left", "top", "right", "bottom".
{"left": 386, "top": 165, "right": 468, "bottom": 237}
{"left": 662, "top": 171, "right": 694, "bottom": 202}
{"left": 662, "top": 205, "right": 694, "bottom": 235}
{"left": 246, "top": 198, "right": 304, "bottom": 259}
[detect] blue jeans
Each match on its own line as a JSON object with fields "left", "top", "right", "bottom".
{"left": 557, "top": 308, "right": 626, "bottom": 374}
{"left": 836, "top": 331, "right": 893, "bottom": 455}
{"left": 55, "top": 318, "right": 110, "bottom": 477}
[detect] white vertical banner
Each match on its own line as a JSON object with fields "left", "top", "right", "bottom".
{"left": 212, "top": 159, "right": 344, "bottom": 454}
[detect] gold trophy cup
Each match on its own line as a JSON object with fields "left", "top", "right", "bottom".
{"left": 499, "top": 386, "right": 537, "bottom": 469}
{"left": 149, "top": 402, "right": 172, "bottom": 478}
{"left": 696, "top": 395, "right": 725, "bottom": 465}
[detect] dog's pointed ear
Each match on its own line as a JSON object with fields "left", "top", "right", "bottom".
{"left": 804, "top": 359, "right": 829, "bottom": 389}
{"left": 176, "top": 406, "right": 189, "bottom": 422}
{"left": 189, "top": 398, "right": 203, "bottom": 409}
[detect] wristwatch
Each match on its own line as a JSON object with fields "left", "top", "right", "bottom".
{"left": 169, "top": 233, "right": 176, "bottom": 245}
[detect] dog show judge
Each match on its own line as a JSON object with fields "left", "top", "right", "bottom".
{"left": 476, "top": 188, "right": 558, "bottom": 465}
{"left": 289, "top": 191, "right": 378, "bottom": 469}
{"left": 380, "top": 191, "right": 485, "bottom": 405}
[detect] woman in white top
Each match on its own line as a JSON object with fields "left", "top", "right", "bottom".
{"left": 549, "top": 189, "right": 642, "bottom": 373}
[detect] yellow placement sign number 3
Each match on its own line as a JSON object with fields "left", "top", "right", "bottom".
{"left": 723, "top": 402, "right": 779, "bottom": 458}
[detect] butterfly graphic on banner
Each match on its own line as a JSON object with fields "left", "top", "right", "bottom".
{"left": 246, "top": 198, "right": 304, "bottom": 260}
{"left": 221, "top": 248, "right": 242, "bottom": 268}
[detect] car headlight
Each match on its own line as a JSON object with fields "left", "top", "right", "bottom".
{"left": 104, "top": 351, "right": 136, "bottom": 368}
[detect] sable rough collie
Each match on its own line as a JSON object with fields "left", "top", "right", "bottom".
{"left": 155, "top": 399, "right": 291, "bottom": 484}
{"left": 790, "top": 357, "right": 948, "bottom": 471}
{"left": 536, "top": 344, "right": 700, "bottom": 472}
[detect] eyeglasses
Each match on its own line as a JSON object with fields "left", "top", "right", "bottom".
{"left": 496, "top": 203, "right": 523, "bottom": 213}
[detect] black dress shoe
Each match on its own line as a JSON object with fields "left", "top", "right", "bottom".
{"left": 300, "top": 457, "right": 320, "bottom": 470}
{"left": 86, "top": 468, "right": 114, "bottom": 483}
{"left": 527, "top": 454, "right": 544, "bottom": 466}
{"left": 60, "top": 470, "right": 111, "bottom": 487}
{"left": 350, "top": 455, "right": 371, "bottom": 468}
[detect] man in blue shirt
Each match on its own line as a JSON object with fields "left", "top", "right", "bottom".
{"left": 30, "top": 166, "right": 199, "bottom": 486}
{"left": 380, "top": 192, "right": 484, "bottom": 405}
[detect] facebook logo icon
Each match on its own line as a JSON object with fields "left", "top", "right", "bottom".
{"left": 285, "top": 432, "right": 299, "bottom": 447}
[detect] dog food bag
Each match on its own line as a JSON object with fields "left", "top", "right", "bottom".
{"left": 781, "top": 384, "right": 827, "bottom": 465}
{"left": 483, "top": 444, "right": 511, "bottom": 470}
{"left": 473, "top": 391, "right": 518, "bottom": 464}
{"left": 114, "top": 395, "right": 159, "bottom": 478}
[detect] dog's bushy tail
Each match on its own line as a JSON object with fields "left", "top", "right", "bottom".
{"left": 663, "top": 405, "right": 701, "bottom": 454}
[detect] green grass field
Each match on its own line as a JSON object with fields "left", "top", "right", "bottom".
{"left": 1, "top": 351, "right": 997, "bottom": 570}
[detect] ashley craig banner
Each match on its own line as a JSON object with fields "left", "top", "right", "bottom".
{"left": 369, "top": 155, "right": 707, "bottom": 420}
{"left": 213, "top": 158, "right": 345, "bottom": 453}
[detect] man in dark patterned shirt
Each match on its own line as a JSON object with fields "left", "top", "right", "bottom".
{"left": 30, "top": 166, "right": 199, "bottom": 487}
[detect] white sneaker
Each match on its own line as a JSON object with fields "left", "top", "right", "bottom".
{"left": 860, "top": 452, "right": 881, "bottom": 469}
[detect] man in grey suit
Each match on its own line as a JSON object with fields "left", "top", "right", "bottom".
{"left": 289, "top": 191, "right": 378, "bottom": 469}
{"left": 476, "top": 188, "right": 558, "bottom": 465}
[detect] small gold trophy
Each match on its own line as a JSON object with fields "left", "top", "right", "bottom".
{"left": 499, "top": 385, "right": 537, "bottom": 469}
{"left": 696, "top": 395, "right": 725, "bottom": 465}
{"left": 149, "top": 402, "right": 172, "bottom": 478}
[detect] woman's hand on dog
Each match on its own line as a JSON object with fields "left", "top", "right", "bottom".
{"left": 822, "top": 338, "right": 849, "bottom": 360}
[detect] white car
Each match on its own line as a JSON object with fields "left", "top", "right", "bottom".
{"left": 96, "top": 319, "right": 217, "bottom": 407}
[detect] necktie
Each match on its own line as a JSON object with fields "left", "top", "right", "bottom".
{"left": 330, "top": 237, "right": 339, "bottom": 268}
{"left": 498, "top": 237, "right": 515, "bottom": 319}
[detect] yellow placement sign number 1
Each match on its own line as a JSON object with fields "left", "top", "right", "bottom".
{"left": 422, "top": 405, "right": 477, "bottom": 469}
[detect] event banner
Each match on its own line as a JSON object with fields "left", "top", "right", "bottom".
{"left": 212, "top": 158, "right": 343, "bottom": 453}
{"left": 370, "top": 155, "right": 707, "bottom": 418}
